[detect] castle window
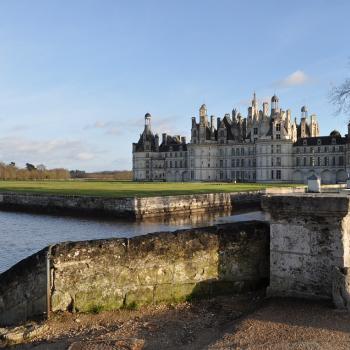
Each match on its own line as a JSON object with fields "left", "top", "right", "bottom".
{"left": 231, "top": 148, "right": 235, "bottom": 156}
{"left": 276, "top": 157, "right": 281, "bottom": 166}
{"left": 271, "top": 170, "right": 274, "bottom": 179}
{"left": 296, "top": 158, "right": 300, "bottom": 166}
{"left": 303, "top": 157, "right": 306, "bottom": 166}
{"left": 220, "top": 159, "right": 223, "bottom": 168}
{"left": 231, "top": 159, "right": 235, "bottom": 167}
{"left": 317, "top": 157, "right": 321, "bottom": 166}
{"left": 276, "top": 145, "right": 281, "bottom": 154}
{"left": 324, "top": 157, "right": 329, "bottom": 166}
{"left": 317, "top": 139, "right": 321, "bottom": 145}
{"left": 317, "top": 147, "right": 321, "bottom": 153}
{"left": 303, "top": 140, "right": 307, "bottom": 146}
{"left": 339, "top": 156, "right": 344, "bottom": 166}
{"left": 276, "top": 134, "right": 281, "bottom": 139}
{"left": 236, "top": 159, "right": 240, "bottom": 167}
{"left": 271, "top": 145, "right": 274, "bottom": 154}
{"left": 310, "top": 157, "right": 314, "bottom": 166}
{"left": 276, "top": 124, "right": 281, "bottom": 131}
{"left": 332, "top": 157, "right": 336, "bottom": 166}
{"left": 276, "top": 170, "right": 281, "bottom": 180}
{"left": 254, "top": 127, "right": 258, "bottom": 135}
{"left": 324, "top": 146, "right": 328, "bottom": 152}
{"left": 332, "top": 138, "right": 336, "bottom": 145}
{"left": 340, "top": 146, "right": 344, "bottom": 152}
{"left": 271, "top": 158, "right": 274, "bottom": 166}
{"left": 241, "top": 148, "right": 244, "bottom": 155}
{"left": 241, "top": 159, "right": 244, "bottom": 167}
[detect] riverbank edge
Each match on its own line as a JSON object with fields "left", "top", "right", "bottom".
{"left": 0, "top": 187, "right": 304, "bottom": 219}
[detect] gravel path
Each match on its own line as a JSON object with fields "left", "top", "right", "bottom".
{"left": 5, "top": 294, "right": 350, "bottom": 350}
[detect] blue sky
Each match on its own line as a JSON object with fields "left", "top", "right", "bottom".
{"left": 0, "top": 0, "right": 349, "bottom": 171}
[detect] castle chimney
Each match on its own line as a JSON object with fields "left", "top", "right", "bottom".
{"left": 181, "top": 136, "right": 186, "bottom": 144}
{"left": 210, "top": 115, "right": 214, "bottom": 129}
{"left": 192, "top": 117, "right": 196, "bottom": 127}
{"left": 162, "top": 133, "right": 167, "bottom": 145}
{"left": 217, "top": 117, "right": 221, "bottom": 128}
{"left": 155, "top": 134, "right": 159, "bottom": 150}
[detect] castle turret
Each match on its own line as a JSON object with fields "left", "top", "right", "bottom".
{"left": 271, "top": 95, "right": 279, "bottom": 113}
{"left": 144, "top": 113, "right": 151, "bottom": 132}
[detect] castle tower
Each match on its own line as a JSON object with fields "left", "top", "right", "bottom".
{"left": 301, "top": 105, "right": 308, "bottom": 119}
{"left": 271, "top": 94, "right": 279, "bottom": 113}
{"left": 144, "top": 113, "right": 151, "bottom": 132}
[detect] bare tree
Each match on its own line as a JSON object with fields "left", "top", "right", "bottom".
{"left": 330, "top": 78, "right": 350, "bottom": 115}
{"left": 330, "top": 60, "right": 350, "bottom": 115}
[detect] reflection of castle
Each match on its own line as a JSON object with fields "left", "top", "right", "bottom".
{"left": 133, "top": 94, "right": 348, "bottom": 183}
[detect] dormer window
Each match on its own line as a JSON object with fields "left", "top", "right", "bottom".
{"left": 332, "top": 138, "right": 336, "bottom": 145}
{"left": 276, "top": 124, "right": 281, "bottom": 132}
{"left": 303, "top": 139, "right": 307, "bottom": 146}
{"left": 254, "top": 127, "right": 258, "bottom": 135}
{"left": 317, "top": 139, "right": 321, "bottom": 145}
{"left": 220, "top": 130, "right": 225, "bottom": 137}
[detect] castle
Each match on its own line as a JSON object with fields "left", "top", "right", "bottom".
{"left": 132, "top": 94, "right": 349, "bottom": 183}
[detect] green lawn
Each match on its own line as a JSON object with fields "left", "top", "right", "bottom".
{"left": 0, "top": 180, "right": 302, "bottom": 197}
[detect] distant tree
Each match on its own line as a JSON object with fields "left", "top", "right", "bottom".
{"left": 36, "top": 164, "right": 46, "bottom": 171}
{"left": 9, "top": 162, "right": 15, "bottom": 167}
{"left": 26, "top": 163, "right": 36, "bottom": 171}
{"left": 70, "top": 170, "right": 87, "bottom": 178}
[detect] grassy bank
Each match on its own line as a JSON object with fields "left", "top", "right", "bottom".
{"left": 0, "top": 180, "right": 301, "bottom": 197}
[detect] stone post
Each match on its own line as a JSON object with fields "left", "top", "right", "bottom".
{"left": 262, "top": 194, "right": 350, "bottom": 299}
{"left": 307, "top": 174, "right": 321, "bottom": 193}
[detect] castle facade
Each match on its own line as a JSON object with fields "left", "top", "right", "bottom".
{"left": 132, "top": 94, "right": 349, "bottom": 184}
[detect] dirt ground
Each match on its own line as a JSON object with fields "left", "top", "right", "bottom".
{"left": 4, "top": 292, "right": 350, "bottom": 350}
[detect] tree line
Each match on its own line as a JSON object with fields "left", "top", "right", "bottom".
{"left": 0, "top": 163, "right": 70, "bottom": 180}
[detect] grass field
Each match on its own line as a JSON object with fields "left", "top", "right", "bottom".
{"left": 0, "top": 180, "right": 302, "bottom": 197}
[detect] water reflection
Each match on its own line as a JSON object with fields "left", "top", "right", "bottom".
{"left": 0, "top": 209, "right": 266, "bottom": 273}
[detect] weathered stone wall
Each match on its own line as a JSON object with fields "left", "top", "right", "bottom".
{"left": 0, "top": 192, "right": 231, "bottom": 219}
{"left": 0, "top": 192, "right": 136, "bottom": 218}
{"left": 49, "top": 221, "right": 269, "bottom": 313}
{"left": 0, "top": 247, "right": 48, "bottom": 326}
{"left": 262, "top": 194, "right": 350, "bottom": 299}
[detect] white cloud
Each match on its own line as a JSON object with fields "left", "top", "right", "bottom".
{"left": 0, "top": 136, "right": 99, "bottom": 168}
{"left": 76, "top": 152, "right": 95, "bottom": 161}
{"left": 277, "top": 70, "right": 311, "bottom": 87}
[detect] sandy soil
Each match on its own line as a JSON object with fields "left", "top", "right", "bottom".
{"left": 5, "top": 292, "right": 350, "bottom": 350}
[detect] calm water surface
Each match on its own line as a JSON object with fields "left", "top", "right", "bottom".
{"left": 0, "top": 210, "right": 265, "bottom": 273}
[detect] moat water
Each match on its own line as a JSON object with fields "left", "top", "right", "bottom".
{"left": 0, "top": 210, "right": 265, "bottom": 273}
